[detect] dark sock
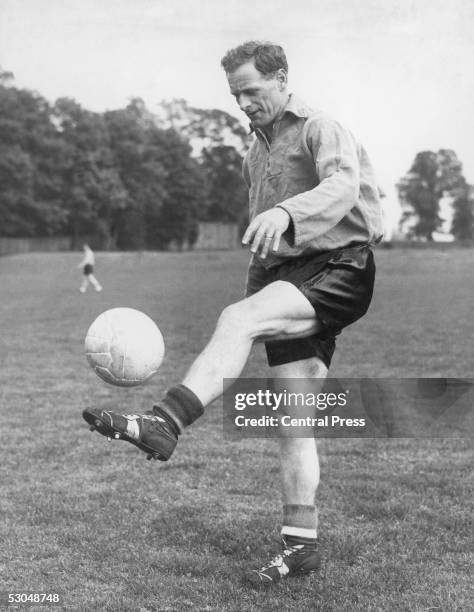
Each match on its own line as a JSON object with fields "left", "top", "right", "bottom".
{"left": 153, "top": 384, "right": 204, "bottom": 433}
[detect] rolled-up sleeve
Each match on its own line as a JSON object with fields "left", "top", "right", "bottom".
{"left": 276, "top": 115, "right": 361, "bottom": 248}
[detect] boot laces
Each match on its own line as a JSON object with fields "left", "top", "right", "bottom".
{"left": 121, "top": 413, "right": 164, "bottom": 424}
{"left": 260, "top": 544, "right": 303, "bottom": 570}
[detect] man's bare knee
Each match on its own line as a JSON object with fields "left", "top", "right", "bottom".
{"left": 217, "top": 299, "right": 269, "bottom": 342}
{"left": 216, "top": 301, "right": 253, "bottom": 336}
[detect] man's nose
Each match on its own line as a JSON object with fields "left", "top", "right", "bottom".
{"left": 237, "top": 94, "right": 251, "bottom": 112}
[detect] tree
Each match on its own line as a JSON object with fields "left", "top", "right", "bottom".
{"left": 104, "top": 100, "right": 208, "bottom": 250}
{"left": 155, "top": 98, "right": 251, "bottom": 156}
{"left": 451, "top": 183, "right": 474, "bottom": 241}
{"left": 144, "top": 128, "right": 207, "bottom": 250}
{"left": 200, "top": 145, "right": 248, "bottom": 230}
{"left": 0, "top": 81, "right": 70, "bottom": 236}
{"left": 0, "top": 72, "right": 247, "bottom": 248}
{"left": 0, "top": 146, "right": 36, "bottom": 235}
{"left": 54, "top": 98, "right": 130, "bottom": 247}
{"left": 103, "top": 102, "right": 168, "bottom": 249}
{"left": 156, "top": 99, "right": 250, "bottom": 226}
{"left": 397, "top": 149, "right": 467, "bottom": 240}
{"left": 0, "top": 67, "right": 14, "bottom": 85}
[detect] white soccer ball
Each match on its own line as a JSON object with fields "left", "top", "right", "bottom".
{"left": 85, "top": 307, "right": 165, "bottom": 387}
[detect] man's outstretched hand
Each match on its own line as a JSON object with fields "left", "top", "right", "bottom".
{"left": 242, "top": 207, "right": 291, "bottom": 259}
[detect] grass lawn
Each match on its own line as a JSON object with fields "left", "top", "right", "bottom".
{"left": 0, "top": 248, "right": 472, "bottom": 611}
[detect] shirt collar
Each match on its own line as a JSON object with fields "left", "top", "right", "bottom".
{"left": 283, "top": 93, "right": 312, "bottom": 119}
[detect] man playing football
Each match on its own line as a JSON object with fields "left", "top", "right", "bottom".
{"left": 83, "top": 41, "right": 383, "bottom": 586}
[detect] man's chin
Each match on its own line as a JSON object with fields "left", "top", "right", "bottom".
{"left": 250, "top": 117, "right": 269, "bottom": 129}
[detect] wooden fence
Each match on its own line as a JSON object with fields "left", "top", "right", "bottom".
{"left": 0, "top": 224, "right": 241, "bottom": 256}
{"left": 193, "top": 223, "right": 240, "bottom": 250}
{"left": 0, "top": 236, "right": 73, "bottom": 256}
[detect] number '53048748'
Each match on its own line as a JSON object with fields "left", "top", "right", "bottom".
{"left": 6, "top": 593, "right": 60, "bottom": 604}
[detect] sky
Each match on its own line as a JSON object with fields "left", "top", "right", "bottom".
{"left": 1, "top": 0, "right": 473, "bottom": 234}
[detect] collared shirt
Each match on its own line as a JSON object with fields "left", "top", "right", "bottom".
{"left": 242, "top": 94, "right": 384, "bottom": 268}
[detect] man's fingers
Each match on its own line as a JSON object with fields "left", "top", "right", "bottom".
{"left": 245, "top": 223, "right": 280, "bottom": 257}
{"left": 259, "top": 233, "right": 275, "bottom": 259}
{"left": 244, "top": 219, "right": 269, "bottom": 251}
{"left": 241, "top": 227, "right": 253, "bottom": 245}
{"left": 242, "top": 219, "right": 259, "bottom": 245}
{"left": 250, "top": 229, "right": 267, "bottom": 253}
{"left": 243, "top": 210, "right": 287, "bottom": 256}
{"left": 272, "top": 231, "right": 282, "bottom": 252}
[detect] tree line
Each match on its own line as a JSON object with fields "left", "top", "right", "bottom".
{"left": 0, "top": 70, "right": 250, "bottom": 249}
{"left": 397, "top": 150, "right": 473, "bottom": 241}
{"left": 1, "top": 68, "right": 472, "bottom": 247}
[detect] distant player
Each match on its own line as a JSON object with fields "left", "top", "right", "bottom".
{"left": 83, "top": 41, "right": 383, "bottom": 586}
{"left": 78, "top": 244, "right": 102, "bottom": 293}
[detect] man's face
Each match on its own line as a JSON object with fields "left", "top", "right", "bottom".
{"left": 226, "top": 61, "right": 288, "bottom": 129}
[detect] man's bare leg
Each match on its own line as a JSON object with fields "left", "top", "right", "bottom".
{"left": 84, "top": 280, "right": 321, "bottom": 457}
{"left": 181, "top": 280, "right": 320, "bottom": 407}
{"left": 272, "top": 357, "right": 326, "bottom": 507}
{"left": 244, "top": 357, "right": 326, "bottom": 585}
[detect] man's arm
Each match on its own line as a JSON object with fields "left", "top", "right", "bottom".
{"left": 275, "top": 114, "right": 360, "bottom": 248}
{"left": 241, "top": 114, "right": 362, "bottom": 257}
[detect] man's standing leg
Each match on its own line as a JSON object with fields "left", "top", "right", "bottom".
{"left": 244, "top": 357, "right": 325, "bottom": 585}
{"left": 276, "top": 358, "right": 325, "bottom": 536}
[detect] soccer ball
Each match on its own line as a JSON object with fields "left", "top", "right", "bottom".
{"left": 85, "top": 308, "right": 165, "bottom": 387}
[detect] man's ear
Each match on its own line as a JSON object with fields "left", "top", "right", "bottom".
{"left": 276, "top": 69, "right": 288, "bottom": 90}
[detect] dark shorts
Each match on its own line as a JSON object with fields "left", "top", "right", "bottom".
{"left": 83, "top": 264, "right": 94, "bottom": 275}
{"left": 245, "top": 244, "right": 376, "bottom": 368}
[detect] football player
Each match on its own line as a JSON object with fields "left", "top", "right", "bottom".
{"left": 83, "top": 41, "right": 383, "bottom": 586}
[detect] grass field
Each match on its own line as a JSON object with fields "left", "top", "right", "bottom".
{"left": 0, "top": 248, "right": 472, "bottom": 612}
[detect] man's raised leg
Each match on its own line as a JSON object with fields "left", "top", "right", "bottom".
{"left": 83, "top": 280, "right": 320, "bottom": 459}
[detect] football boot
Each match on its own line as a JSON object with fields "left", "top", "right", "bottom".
{"left": 244, "top": 537, "right": 321, "bottom": 587}
{"left": 83, "top": 406, "right": 178, "bottom": 461}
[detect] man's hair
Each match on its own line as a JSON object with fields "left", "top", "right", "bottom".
{"left": 221, "top": 41, "right": 288, "bottom": 76}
